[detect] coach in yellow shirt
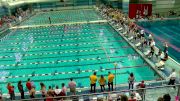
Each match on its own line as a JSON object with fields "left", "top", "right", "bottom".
{"left": 90, "top": 72, "right": 97, "bottom": 93}
{"left": 108, "top": 72, "right": 115, "bottom": 91}
{"left": 99, "top": 75, "right": 106, "bottom": 92}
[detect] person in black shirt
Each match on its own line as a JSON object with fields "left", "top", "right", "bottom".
{"left": 18, "top": 81, "right": 25, "bottom": 99}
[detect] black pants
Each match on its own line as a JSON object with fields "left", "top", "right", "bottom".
{"left": 10, "top": 93, "right": 15, "bottom": 100}
{"left": 139, "top": 90, "right": 145, "bottom": 101}
{"left": 30, "top": 95, "right": 35, "bottom": 98}
{"left": 20, "top": 91, "right": 25, "bottom": 99}
{"left": 108, "top": 82, "right": 113, "bottom": 91}
{"left": 100, "top": 85, "right": 105, "bottom": 92}
{"left": 168, "top": 79, "right": 175, "bottom": 88}
{"left": 129, "top": 82, "right": 134, "bottom": 89}
{"left": 164, "top": 47, "right": 168, "bottom": 53}
{"left": 91, "top": 83, "right": 96, "bottom": 93}
{"left": 42, "top": 94, "right": 46, "bottom": 101}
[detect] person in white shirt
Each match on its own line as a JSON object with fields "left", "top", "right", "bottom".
{"left": 168, "top": 69, "right": 176, "bottom": 88}
{"left": 135, "top": 92, "right": 142, "bottom": 101}
{"left": 151, "top": 40, "right": 155, "bottom": 46}
{"left": 140, "top": 30, "right": 144, "bottom": 38}
{"left": 163, "top": 42, "right": 168, "bottom": 53}
{"left": 54, "top": 86, "right": 61, "bottom": 96}
{"left": 19, "top": 16, "right": 22, "bottom": 22}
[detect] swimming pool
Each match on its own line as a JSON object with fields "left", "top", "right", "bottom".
{"left": 0, "top": 9, "right": 160, "bottom": 93}
{"left": 137, "top": 19, "right": 180, "bottom": 63}
{"left": 21, "top": 9, "right": 103, "bottom": 26}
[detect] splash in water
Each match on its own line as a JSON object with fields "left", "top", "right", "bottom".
{"left": 15, "top": 53, "right": 22, "bottom": 63}
{"left": 0, "top": 71, "right": 9, "bottom": 82}
{"left": 22, "top": 42, "right": 28, "bottom": 52}
{"left": 110, "top": 48, "right": 115, "bottom": 53}
{"left": 29, "top": 35, "right": 34, "bottom": 43}
{"left": 99, "top": 29, "right": 104, "bottom": 36}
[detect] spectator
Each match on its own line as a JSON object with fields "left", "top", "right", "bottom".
{"left": 155, "top": 50, "right": 162, "bottom": 58}
{"left": 161, "top": 53, "right": 168, "bottom": 62}
{"left": 134, "top": 92, "right": 142, "bottom": 101}
{"left": 54, "top": 86, "right": 61, "bottom": 100}
{"left": 40, "top": 82, "right": 46, "bottom": 101}
{"left": 59, "top": 83, "right": 67, "bottom": 100}
{"left": 128, "top": 73, "right": 135, "bottom": 89}
{"left": 29, "top": 86, "right": 36, "bottom": 98}
{"left": 121, "top": 95, "right": 128, "bottom": 101}
{"left": 46, "top": 91, "right": 53, "bottom": 101}
{"left": 99, "top": 75, "right": 106, "bottom": 92}
{"left": 19, "top": 15, "right": 22, "bottom": 22}
{"left": 60, "top": 83, "right": 67, "bottom": 96}
{"left": 7, "top": 82, "right": 15, "bottom": 100}
{"left": 128, "top": 93, "right": 136, "bottom": 101}
{"left": 137, "top": 81, "right": 145, "bottom": 100}
{"left": 68, "top": 78, "right": 76, "bottom": 95}
{"left": 18, "top": 81, "right": 25, "bottom": 99}
{"left": 163, "top": 94, "right": 171, "bottom": 101}
{"left": 157, "top": 97, "right": 164, "bottom": 101}
{"left": 163, "top": 42, "right": 168, "bottom": 53}
{"left": 148, "top": 33, "right": 153, "bottom": 42}
{"left": 140, "top": 30, "right": 144, "bottom": 38}
{"left": 168, "top": 69, "right": 176, "bottom": 88}
{"left": 108, "top": 71, "right": 115, "bottom": 91}
{"left": 90, "top": 72, "right": 97, "bottom": 93}
{"left": 47, "top": 86, "right": 54, "bottom": 97}
{"left": 26, "top": 78, "right": 32, "bottom": 91}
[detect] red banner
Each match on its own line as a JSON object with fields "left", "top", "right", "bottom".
{"left": 129, "top": 4, "right": 152, "bottom": 19}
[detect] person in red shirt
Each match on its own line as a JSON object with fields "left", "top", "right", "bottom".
{"left": 137, "top": 81, "right": 145, "bottom": 101}
{"left": 139, "top": 81, "right": 145, "bottom": 88}
{"left": 7, "top": 82, "right": 15, "bottom": 100}
{"left": 26, "top": 78, "right": 32, "bottom": 91}
{"left": 46, "top": 92, "right": 53, "bottom": 101}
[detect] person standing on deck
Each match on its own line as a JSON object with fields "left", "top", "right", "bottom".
{"left": 7, "top": 82, "right": 15, "bottom": 100}
{"left": 168, "top": 69, "right": 176, "bottom": 88}
{"left": 18, "top": 81, "right": 25, "bottom": 99}
{"left": 108, "top": 72, "right": 115, "bottom": 91}
{"left": 163, "top": 42, "right": 168, "bottom": 54}
{"left": 48, "top": 17, "right": 51, "bottom": 24}
{"left": 128, "top": 73, "right": 135, "bottom": 89}
{"left": 40, "top": 82, "right": 46, "bottom": 101}
{"left": 99, "top": 75, "right": 106, "bottom": 92}
{"left": 26, "top": 78, "right": 32, "bottom": 92}
{"left": 68, "top": 78, "right": 76, "bottom": 95}
{"left": 90, "top": 72, "right": 97, "bottom": 93}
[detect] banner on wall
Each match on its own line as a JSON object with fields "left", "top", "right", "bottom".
{"left": 128, "top": 4, "right": 152, "bottom": 19}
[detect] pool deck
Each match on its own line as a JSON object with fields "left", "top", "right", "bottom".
{"left": 107, "top": 21, "right": 166, "bottom": 80}
{"left": 134, "top": 19, "right": 180, "bottom": 76}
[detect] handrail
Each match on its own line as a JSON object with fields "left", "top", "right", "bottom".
{"left": 11, "top": 84, "right": 180, "bottom": 101}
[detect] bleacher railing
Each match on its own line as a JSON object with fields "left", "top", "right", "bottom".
{"left": 9, "top": 84, "right": 180, "bottom": 101}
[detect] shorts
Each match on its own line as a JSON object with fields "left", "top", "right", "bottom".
{"left": 70, "top": 88, "right": 76, "bottom": 93}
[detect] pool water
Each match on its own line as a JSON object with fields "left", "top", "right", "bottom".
{"left": 0, "top": 9, "right": 160, "bottom": 93}
{"left": 137, "top": 19, "right": 180, "bottom": 63}
{"left": 21, "top": 9, "right": 103, "bottom": 26}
